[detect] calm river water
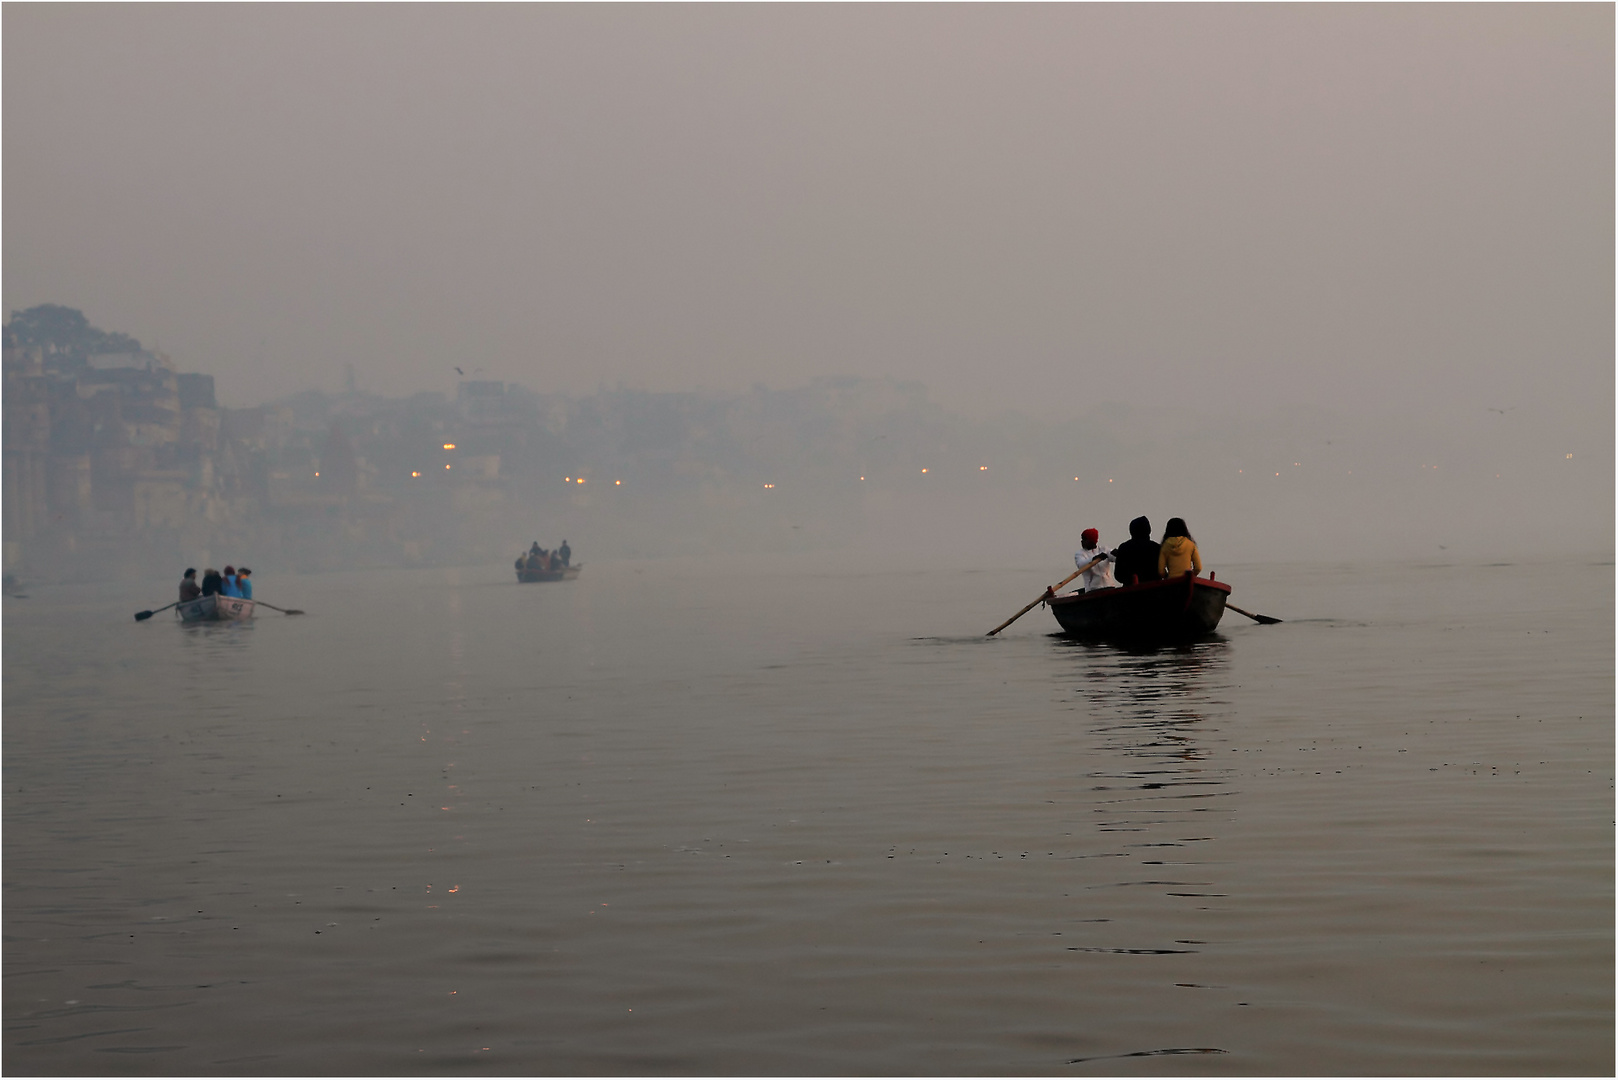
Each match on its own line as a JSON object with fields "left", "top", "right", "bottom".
{"left": 4, "top": 555, "right": 1611, "bottom": 1075}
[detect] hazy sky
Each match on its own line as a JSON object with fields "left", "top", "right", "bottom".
{"left": 4, "top": 4, "right": 1611, "bottom": 427}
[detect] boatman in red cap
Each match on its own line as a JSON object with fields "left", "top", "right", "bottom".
{"left": 1074, "top": 528, "right": 1116, "bottom": 592}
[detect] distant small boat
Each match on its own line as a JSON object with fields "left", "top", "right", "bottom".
{"left": 516, "top": 564, "right": 582, "bottom": 583}
{"left": 177, "top": 594, "right": 256, "bottom": 622}
{"left": 1047, "top": 573, "right": 1229, "bottom": 639}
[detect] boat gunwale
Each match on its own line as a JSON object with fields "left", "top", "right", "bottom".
{"left": 1047, "top": 573, "right": 1231, "bottom": 607}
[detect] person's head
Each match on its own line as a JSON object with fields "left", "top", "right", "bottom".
{"left": 238, "top": 568, "right": 251, "bottom": 578}
{"left": 1080, "top": 528, "right": 1099, "bottom": 550}
{"left": 183, "top": 568, "right": 196, "bottom": 579}
{"left": 1163, "top": 517, "right": 1192, "bottom": 540}
{"left": 223, "top": 566, "right": 235, "bottom": 577}
{"left": 1129, "top": 516, "right": 1151, "bottom": 540}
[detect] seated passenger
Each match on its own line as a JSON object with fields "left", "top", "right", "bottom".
{"left": 1157, "top": 518, "right": 1203, "bottom": 578}
{"left": 1111, "top": 516, "right": 1162, "bottom": 587}
{"left": 221, "top": 566, "right": 242, "bottom": 598}
{"left": 236, "top": 567, "right": 253, "bottom": 599}
{"left": 179, "top": 568, "right": 202, "bottom": 603}
{"left": 1074, "top": 528, "right": 1115, "bottom": 592}
{"left": 200, "top": 569, "right": 223, "bottom": 597}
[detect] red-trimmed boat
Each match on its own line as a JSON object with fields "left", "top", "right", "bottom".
{"left": 1047, "top": 572, "right": 1230, "bottom": 639}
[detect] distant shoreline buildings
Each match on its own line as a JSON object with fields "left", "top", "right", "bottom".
{"left": 1, "top": 305, "right": 943, "bottom": 582}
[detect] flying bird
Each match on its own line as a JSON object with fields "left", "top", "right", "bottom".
{"left": 455, "top": 366, "right": 464, "bottom": 375}
{"left": 1487, "top": 407, "right": 1516, "bottom": 414}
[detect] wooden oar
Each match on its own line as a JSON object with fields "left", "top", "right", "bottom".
{"left": 1227, "top": 602, "right": 1281, "bottom": 625}
{"left": 134, "top": 601, "right": 180, "bottom": 622}
{"left": 254, "top": 600, "right": 305, "bottom": 615}
{"left": 987, "top": 557, "right": 1103, "bottom": 636}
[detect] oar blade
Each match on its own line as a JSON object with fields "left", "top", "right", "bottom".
{"left": 1226, "top": 602, "right": 1282, "bottom": 625}
{"left": 134, "top": 610, "right": 154, "bottom": 621}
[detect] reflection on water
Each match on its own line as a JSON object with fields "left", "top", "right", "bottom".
{"left": 178, "top": 619, "right": 256, "bottom": 641}
{"left": 1063, "top": 638, "right": 1233, "bottom": 824}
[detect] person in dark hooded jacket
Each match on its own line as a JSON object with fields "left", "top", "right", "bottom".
{"left": 1110, "top": 516, "right": 1162, "bottom": 587}
{"left": 200, "top": 569, "right": 223, "bottom": 597}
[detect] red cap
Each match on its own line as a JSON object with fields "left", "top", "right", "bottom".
{"left": 1081, "top": 528, "right": 1099, "bottom": 544}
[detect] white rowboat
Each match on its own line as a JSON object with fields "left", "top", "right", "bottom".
{"left": 176, "top": 595, "right": 256, "bottom": 622}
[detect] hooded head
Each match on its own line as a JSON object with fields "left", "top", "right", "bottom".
{"left": 1129, "top": 516, "right": 1151, "bottom": 540}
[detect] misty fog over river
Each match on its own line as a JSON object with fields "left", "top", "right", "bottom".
{"left": 4, "top": 4, "right": 1611, "bottom": 1076}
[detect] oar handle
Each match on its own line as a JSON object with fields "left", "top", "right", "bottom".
{"left": 987, "top": 562, "right": 1094, "bottom": 636}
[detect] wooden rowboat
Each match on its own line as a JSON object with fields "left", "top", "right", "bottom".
{"left": 176, "top": 594, "right": 256, "bottom": 622}
{"left": 1046, "top": 572, "right": 1230, "bottom": 639}
{"left": 516, "top": 564, "right": 582, "bottom": 583}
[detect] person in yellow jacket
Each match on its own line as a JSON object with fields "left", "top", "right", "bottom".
{"left": 1156, "top": 517, "right": 1203, "bottom": 577}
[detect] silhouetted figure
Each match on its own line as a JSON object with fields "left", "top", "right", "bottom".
{"left": 558, "top": 540, "right": 571, "bottom": 567}
{"left": 200, "top": 569, "right": 223, "bottom": 597}
{"left": 1111, "top": 517, "right": 1162, "bottom": 587}
{"left": 179, "top": 568, "right": 201, "bottom": 603}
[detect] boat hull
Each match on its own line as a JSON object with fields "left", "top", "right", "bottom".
{"left": 517, "top": 564, "right": 582, "bottom": 583}
{"left": 177, "top": 594, "right": 256, "bottom": 622}
{"left": 1046, "top": 573, "right": 1229, "bottom": 639}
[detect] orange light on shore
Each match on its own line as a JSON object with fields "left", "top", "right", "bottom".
{"left": 443, "top": 443, "right": 456, "bottom": 450}
{"left": 921, "top": 468, "right": 928, "bottom": 474}
{"left": 763, "top": 483, "right": 774, "bottom": 489}
{"left": 445, "top": 464, "right": 451, "bottom": 470}
{"left": 411, "top": 471, "right": 421, "bottom": 477}
{"left": 576, "top": 478, "right": 585, "bottom": 484}
{"left": 615, "top": 479, "right": 621, "bottom": 485}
